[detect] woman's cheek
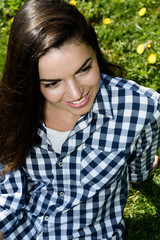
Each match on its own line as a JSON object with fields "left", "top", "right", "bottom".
{"left": 42, "top": 88, "right": 64, "bottom": 103}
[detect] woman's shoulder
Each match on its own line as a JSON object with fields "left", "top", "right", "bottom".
{"left": 101, "top": 73, "right": 160, "bottom": 104}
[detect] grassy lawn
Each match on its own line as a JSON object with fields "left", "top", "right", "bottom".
{"left": 125, "top": 171, "right": 160, "bottom": 240}
{"left": 0, "top": 0, "right": 160, "bottom": 239}
{"left": 0, "top": 34, "right": 8, "bottom": 76}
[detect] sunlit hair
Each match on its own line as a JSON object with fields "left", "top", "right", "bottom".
{"left": 0, "top": 0, "right": 124, "bottom": 175}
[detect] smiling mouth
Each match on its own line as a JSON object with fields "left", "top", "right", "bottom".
{"left": 70, "top": 95, "right": 87, "bottom": 105}
{"left": 65, "top": 90, "right": 91, "bottom": 108}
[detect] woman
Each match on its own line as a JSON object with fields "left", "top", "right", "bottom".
{"left": 0, "top": 0, "right": 160, "bottom": 239}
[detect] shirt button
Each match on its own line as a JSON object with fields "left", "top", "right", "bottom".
{"left": 58, "top": 162, "right": 63, "bottom": 167}
{"left": 59, "top": 191, "right": 64, "bottom": 197}
{"left": 44, "top": 216, "right": 49, "bottom": 221}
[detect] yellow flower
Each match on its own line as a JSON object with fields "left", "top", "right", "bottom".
{"left": 145, "top": 40, "right": 152, "bottom": 48}
{"left": 137, "top": 44, "right": 145, "bottom": 54}
{"left": 103, "top": 18, "right": 111, "bottom": 25}
{"left": 138, "top": 7, "right": 146, "bottom": 16}
{"left": 11, "top": 17, "right": 14, "bottom": 23}
{"left": 69, "top": 0, "right": 77, "bottom": 5}
{"left": 146, "top": 44, "right": 151, "bottom": 48}
{"left": 148, "top": 54, "right": 157, "bottom": 64}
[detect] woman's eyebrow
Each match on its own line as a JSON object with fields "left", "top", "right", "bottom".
{"left": 40, "top": 57, "right": 92, "bottom": 82}
{"left": 75, "top": 57, "right": 92, "bottom": 74}
{"left": 40, "top": 79, "right": 60, "bottom": 83}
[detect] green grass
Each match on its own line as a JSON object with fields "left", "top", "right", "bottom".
{"left": 125, "top": 172, "right": 160, "bottom": 240}
{"left": 0, "top": 33, "right": 8, "bottom": 76}
{"left": 0, "top": 0, "right": 160, "bottom": 239}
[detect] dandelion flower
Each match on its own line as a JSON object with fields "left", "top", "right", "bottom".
{"left": 11, "top": 17, "right": 14, "bottom": 23}
{"left": 146, "top": 44, "right": 151, "bottom": 48}
{"left": 69, "top": 0, "right": 77, "bottom": 5}
{"left": 145, "top": 40, "right": 152, "bottom": 48}
{"left": 103, "top": 18, "right": 111, "bottom": 25}
{"left": 137, "top": 44, "right": 145, "bottom": 54}
{"left": 138, "top": 7, "right": 146, "bottom": 17}
{"left": 148, "top": 54, "right": 156, "bottom": 64}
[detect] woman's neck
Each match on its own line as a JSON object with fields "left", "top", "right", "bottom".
{"left": 43, "top": 107, "right": 80, "bottom": 132}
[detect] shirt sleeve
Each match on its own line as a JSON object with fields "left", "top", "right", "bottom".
{"left": 129, "top": 102, "right": 160, "bottom": 182}
{"left": 0, "top": 167, "right": 26, "bottom": 237}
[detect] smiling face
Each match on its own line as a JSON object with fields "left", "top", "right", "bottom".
{"left": 39, "top": 42, "right": 100, "bottom": 128}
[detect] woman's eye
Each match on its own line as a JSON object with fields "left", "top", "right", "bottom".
{"left": 80, "top": 65, "right": 92, "bottom": 73}
{"left": 44, "top": 81, "right": 61, "bottom": 88}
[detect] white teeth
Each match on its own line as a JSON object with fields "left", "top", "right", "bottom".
{"left": 71, "top": 96, "right": 86, "bottom": 104}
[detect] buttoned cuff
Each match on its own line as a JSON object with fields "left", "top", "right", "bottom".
{"left": 129, "top": 168, "right": 153, "bottom": 183}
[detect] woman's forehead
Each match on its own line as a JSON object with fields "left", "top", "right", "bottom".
{"left": 38, "top": 42, "right": 95, "bottom": 79}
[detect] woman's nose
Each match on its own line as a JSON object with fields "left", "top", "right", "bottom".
{"left": 66, "top": 78, "right": 82, "bottom": 100}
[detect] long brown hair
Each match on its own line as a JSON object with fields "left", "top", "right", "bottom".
{"left": 0, "top": 0, "right": 124, "bottom": 175}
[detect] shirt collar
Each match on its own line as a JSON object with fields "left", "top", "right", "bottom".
{"left": 91, "top": 73, "right": 113, "bottom": 119}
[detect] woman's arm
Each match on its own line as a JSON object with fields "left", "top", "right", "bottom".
{"left": 129, "top": 110, "right": 160, "bottom": 183}
{"left": 0, "top": 231, "right": 4, "bottom": 240}
{"left": 131, "top": 155, "right": 159, "bottom": 185}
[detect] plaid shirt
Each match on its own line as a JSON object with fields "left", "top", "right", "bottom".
{"left": 0, "top": 74, "right": 160, "bottom": 240}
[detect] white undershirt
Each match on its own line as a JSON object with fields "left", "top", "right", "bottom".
{"left": 46, "top": 127, "right": 71, "bottom": 154}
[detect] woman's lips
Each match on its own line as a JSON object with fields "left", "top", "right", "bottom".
{"left": 65, "top": 90, "right": 90, "bottom": 108}
{"left": 71, "top": 95, "right": 87, "bottom": 104}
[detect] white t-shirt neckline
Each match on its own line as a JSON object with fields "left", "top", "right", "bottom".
{"left": 46, "top": 127, "right": 71, "bottom": 154}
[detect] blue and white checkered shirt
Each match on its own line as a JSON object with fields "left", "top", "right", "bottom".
{"left": 1, "top": 74, "right": 160, "bottom": 240}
